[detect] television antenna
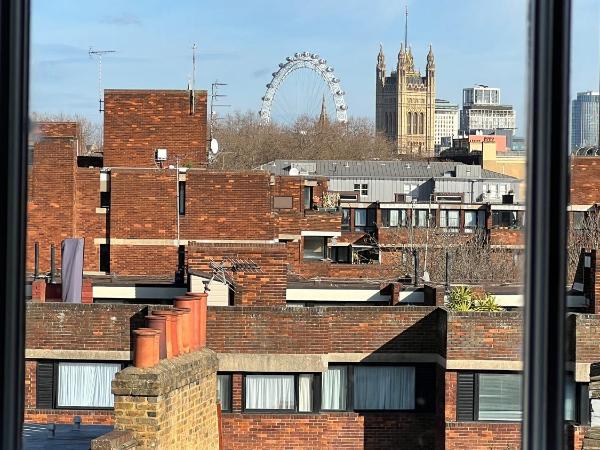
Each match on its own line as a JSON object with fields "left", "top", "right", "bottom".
{"left": 89, "top": 47, "right": 116, "bottom": 112}
{"left": 190, "top": 43, "right": 197, "bottom": 114}
{"left": 209, "top": 80, "right": 230, "bottom": 160}
{"left": 207, "top": 257, "right": 263, "bottom": 293}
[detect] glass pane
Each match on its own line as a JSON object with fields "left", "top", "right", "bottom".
{"left": 217, "top": 374, "right": 231, "bottom": 411}
{"left": 355, "top": 209, "right": 367, "bottom": 227}
{"left": 478, "top": 373, "right": 522, "bottom": 421}
{"left": 321, "top": 366, "right": 347, "bottom": 410}
{"left": 353, "top": 366, "right": 415, "bottom": 410}
{"left": 245, "top": 375, "right": 294, "bottom": 410}
{"left": 303, "top": 237, "right": 325, "bottom": 260}
{"left": 57, "top": 362, "right": 120, "bottom": 408}
{"left": 298, "top": 374, "right": 313, "bottom": 412}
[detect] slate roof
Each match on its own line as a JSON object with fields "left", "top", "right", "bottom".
{"left": 257, "top": 160, "right": 514, "bottom": 180}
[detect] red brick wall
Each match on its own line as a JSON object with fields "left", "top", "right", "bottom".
{"left": 27, "top": 123, "right": 78, "bottom": 272}
{"left": 221, "top": 413, "right": 436, "bottom": 450}
{"left": 489, "top": 228, "right": 524, "bottom": 246}
{"left": 109, "top": 245, "right": 178, "bottom": 276}
{"left": 25, "top": 303, "right": 166, "bottom": 351}
{"left": 182, "top": 172, "right": 275, "bottom": 240}
{"left": 445, "top": 422, "right": 521, "bottom": 449}
{"left": 571, "top": 156, "right": 600, "bottom": 205}
{"left": 25, "top": 361, "right": 36, "bottom": 408}
{"left": 188, "top": 243, "right": 287, "bottom": 305}
{"left": 103, "top": 90, "right": 207, "bottom": 168}
{"left": 572, "top": 314, "right": 600, "bottom": 363}
{"left": 75, "top": 168, "right": 106, "bottom": 271}
{"left": 446, "top": 311, "right": 522, "bottom": 361}
{"left": 207, "top": 306, "right": 441, "bottom": 354}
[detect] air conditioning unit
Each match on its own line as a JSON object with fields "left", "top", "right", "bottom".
{"left": 155, "top": 148, "right": 168, "bottom": 161}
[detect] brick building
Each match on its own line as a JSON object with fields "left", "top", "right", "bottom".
{"left": 24, "top": 88, "right": 600, "bottom": 448}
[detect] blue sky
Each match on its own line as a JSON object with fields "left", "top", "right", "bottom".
{"left": 31, "top": 0, "right": 598, "bottom": 133}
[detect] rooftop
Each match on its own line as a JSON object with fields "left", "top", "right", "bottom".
{"left": 258, "top": 159, "right": 515, "bottom": 180}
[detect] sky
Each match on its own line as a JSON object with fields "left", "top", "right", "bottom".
{"left": 31, "top": 0, "right": 599, "bottom": 134}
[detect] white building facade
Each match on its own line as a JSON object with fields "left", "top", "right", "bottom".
{"left": 460, "top": 85, "right": 516, "bottom": 135}
{"left": 434, "top": 99, "right": 459, "bottom": 152}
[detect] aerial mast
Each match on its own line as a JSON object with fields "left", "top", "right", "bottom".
{"left": 89, "top": 47, "right": 116, "bottom": 112}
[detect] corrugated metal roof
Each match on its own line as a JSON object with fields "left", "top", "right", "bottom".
{"left": 257, "top": 159, "right": 514, "bottom": 180}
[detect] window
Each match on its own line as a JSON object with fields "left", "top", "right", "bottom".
{"left": 245, "top": 374, "right": 295, "bottom": 410}
{"left": 303, "top": 236, "right": 328, "bottom": 260}
{"left": 354, "top": 366, "right": 415, "bottom": 410}
{"left": 412, "top": 209, "right": 433, "bottom": 228}
{"left": 572, "top": 211, "right": 586, "bottom": 230}
{"left": 403, "top": 183, "right": 418, "bottom": 197}
{"left": 100, "top": 191, "right": 110, "bottom": 208}
{"left": 99, "top": 244, "right": 110, "bottom": 273}
{"left": 440, "top": 210, "right": 460, "bottom": 232}
{"left": 341, "top": 208, "right": 350, "bottom": 230}
{"left": 353, "top": 183, "right": 368, "bottom": 197}
{"left": 217, "top": 373, "right": 232, "bottom": 411}
{"left": 321, "top": 365, "right": 425, "bottom": 412}
{"left": 478, "top": 373, "right": 522, "bottom": 421}
{"left": 303, "top": 186, "right": 313, "bottom": 210}
{"left": 382, "top": 209, "right": 406, "bottom": 227}
{"left": 457, "top": 372, "right": 578, "bottom": 423}
{"left": 354, "top": 208, "right": 366, "bottom": 230}
{"left": 243, "top": 374, "right": 314, "bottom": 412}
{"left": 321, "top": 366, "right": 347, "bottom": 410}
{"left": 178, "top": 180, "right": 186, "bottom": 215}
{"left": 492, "top": 210, "right": 520, "bottom": 228}
{"left": 56, "top": 362, "right": 121, "bottom": 408}
{"left": 465, "top": 210, "right": 486, "bottom": 232}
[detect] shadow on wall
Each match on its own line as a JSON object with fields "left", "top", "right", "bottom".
{"left": 360, "top": 309, "right": 445, "bottom": 450}
{"left": 129, "top": 306, "right": 149, "bottom": 354}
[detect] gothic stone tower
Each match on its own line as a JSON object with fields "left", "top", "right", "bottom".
{"left": 376, "top": 44, "right": 435, "bottom": 156}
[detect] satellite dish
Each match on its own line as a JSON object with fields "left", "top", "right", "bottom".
{"left": 289, "top": 167, "right": 300, "bottom": 176}
{"left": 210, "top": 138, "right": 219, "bottom": 155}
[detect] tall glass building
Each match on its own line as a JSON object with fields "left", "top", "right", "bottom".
{"left": 571, "top": 91, "right": 599, "bottom": 151}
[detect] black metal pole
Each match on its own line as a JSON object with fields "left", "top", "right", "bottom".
{"left": 445, "top": 250, "right": 450, "bottom": 293}
{"left": 50, "top": 244, "right": 56, "bottom": 283}
{"left": 523, "top": 0, "right": 571, "bottom": 448}
{"left": 413, "top": 249, "right": 418, "bottom": 287}
{"left": 34, "top": 241, "right": 39, "bottom": 279}
{"left": 0, "top": 0, "right": 29, "bottom": 447}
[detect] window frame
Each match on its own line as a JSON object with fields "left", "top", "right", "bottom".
{"left": 241, "top": 372, "right": 319, "bottom": 414}
{"left": 319, "top": 363, "right": 435, "bottom": 414}
{"left": 216, "top": 372, "right": 233, "bottom": 412}
{"left": 36, "top": 360, "right": 125, "bottom": 411}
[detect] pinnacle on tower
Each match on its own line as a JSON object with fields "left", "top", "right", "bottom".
{"left": 318, "top": 94, "right": 329, "bottom": 126}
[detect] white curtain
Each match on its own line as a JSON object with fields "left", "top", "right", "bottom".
{"left": 298, "top": 374, "right": 313, "bottom": 412}
{"left": 564, "top": 374, "right": 576, "bottom": 421}
{"left": 321, "top": 366, "right": 347, "bottom": 410}
{"left": 57, "top": 362, "right": 120, "bottom": 408}
{"left": 478, "top": 373, "right": 522, "bottom": 421}
{"left": 245, "top": 375, "right": 294, "bottom": 410}
{"left": 217, "top": 374, "right": 231, "bottom": 410}
{"left": 389, "top": 210, "right": 399, "bottom": 227}
{"left": 353, "top": 366, "right": 415, "bottom": 410}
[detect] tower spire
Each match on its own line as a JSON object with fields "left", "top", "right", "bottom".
{"left": 404, "top": 4, "right": 408, "bottom": 50}
{"left": 318, "top": 94, "right": 329, "bottom": 126}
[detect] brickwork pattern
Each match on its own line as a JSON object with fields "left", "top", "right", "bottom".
{"left": 207, "top": 306, "right": 441, "bottom": 354}
{"left": 111, "top": 350, "right": 219, "bottom": 450}
{"left": 446, "top": 311, "right": 522, "bottom": 361}
{"left": 445, "top": 422, "right": 521, "bottom": 449}
{"left": 27, "top": 123, "right": 78, "bottom": 272}
{"left": 571, "top": 157, "right": 600, "bottom": 205}
{"left": 189, "top": 243, "right": 287, "bottom": 306}
{"left": 103, "top": 90, "right": 208, "bottom": 168}
{"left": 221, "top": 413, "right": 436, "bottom": 450}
